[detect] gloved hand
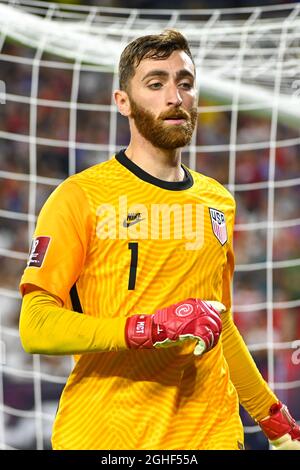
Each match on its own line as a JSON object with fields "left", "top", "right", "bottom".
{"left": 258, "top": 402, "right": 300, "bottom": 450}
{"left": 125, "top": 298, "right": 225, "bottom": 356}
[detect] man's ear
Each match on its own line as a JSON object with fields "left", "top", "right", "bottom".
{"left": 114, "top": 89, "right": 131, "bottom": 117}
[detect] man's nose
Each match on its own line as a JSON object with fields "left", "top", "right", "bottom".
{"left": 166, "top": 84, "right": 183, "bottom": 107}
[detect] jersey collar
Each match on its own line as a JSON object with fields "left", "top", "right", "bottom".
{"left": 115, "top": 149, "right": 193, "bottom": 191}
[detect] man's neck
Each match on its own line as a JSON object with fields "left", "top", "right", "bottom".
{"left": 125, "top": 139, "right": 184, "bottom": 183}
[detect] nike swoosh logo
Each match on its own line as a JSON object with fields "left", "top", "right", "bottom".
{"left": 123, "top": 218, "right": 145, "bottom": 228}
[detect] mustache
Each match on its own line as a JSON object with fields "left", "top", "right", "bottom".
{"left": 158, "top": 108, "right": 193, "bottom": 121}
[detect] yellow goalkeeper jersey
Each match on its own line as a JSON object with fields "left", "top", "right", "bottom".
{"left": 20, "top": 150, "right": 243, "bottom": 450}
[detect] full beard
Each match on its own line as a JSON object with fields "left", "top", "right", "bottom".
{"left": 129, "top": 96, "right": 198, "bottom": 150}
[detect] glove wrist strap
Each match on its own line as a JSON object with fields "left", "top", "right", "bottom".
{"left": 259, "top": 402, "right": 299, "bottom": 441}
{"left": 125, "top": 314, "right": 153, "bottom": 349}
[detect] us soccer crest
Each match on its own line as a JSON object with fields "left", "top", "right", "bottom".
{"left": 209, "top": 208, "right": 228, "bottom": 246}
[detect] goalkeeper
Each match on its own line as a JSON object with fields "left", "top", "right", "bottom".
{"left": 19, "top": 29, "right": 299, "bottom": 450}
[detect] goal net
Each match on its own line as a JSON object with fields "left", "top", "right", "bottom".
{"left": 0, "top": 0, "right": 299, "bottom": 450}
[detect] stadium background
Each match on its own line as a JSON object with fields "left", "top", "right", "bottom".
{"left": 0, "top": 0, "right": 299, "bottom": 450}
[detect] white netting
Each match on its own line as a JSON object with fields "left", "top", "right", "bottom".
{"left": 0, "top": 0, "right": 299, "bottom": 450}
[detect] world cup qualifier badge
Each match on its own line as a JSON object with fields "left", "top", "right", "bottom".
{"left": 209, "top": 208, "right": 228, "bottom": 245}
{"left": 27, "top": 236, "right": 51, "bottom": 268}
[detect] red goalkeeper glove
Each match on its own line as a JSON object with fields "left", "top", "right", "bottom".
{"left": 258, "top": 402, "right": 300, "bottom": 450}
{"left": 125, "top": 298, "right": 225, "bottom": 356}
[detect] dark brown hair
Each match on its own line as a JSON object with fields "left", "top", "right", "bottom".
{"left": 119, "top": 29, "right": 194, "bottom": 91}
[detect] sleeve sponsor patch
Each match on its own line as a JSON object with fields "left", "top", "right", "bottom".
{"left": 27, "top": 236, "right": 51, "bottom": 268}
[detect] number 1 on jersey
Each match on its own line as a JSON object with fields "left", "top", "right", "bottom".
{"left": 128, "top": 242, "right": 138, "bottom": 290}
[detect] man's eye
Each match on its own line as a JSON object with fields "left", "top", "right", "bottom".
{"left": 179, "top": 82, "right": 192, "bottom": 90}
{"left": 148, "top": 82, "right": 163, "bottom": 89}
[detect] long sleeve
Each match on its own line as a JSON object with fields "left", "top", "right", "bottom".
{"left": 222, "top": 309, "right": 277, "bottom": 421}
{"left": 221, "top": 202, "right": 278, "bottom": 422}
{"left": 19, "top": 289, "right": 128, "bottom": 355}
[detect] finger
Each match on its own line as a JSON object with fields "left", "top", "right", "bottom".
{"left": 193, "top": 338, "right": 206, "bottom": 356}
{"left": 205, "top": 301, "right": 226, "bottom": 314}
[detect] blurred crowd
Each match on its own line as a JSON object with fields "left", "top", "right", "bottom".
{"left": 0, "top": 39, "right": 299, "bottom": 450}
{"left": 59, "top": 1, "right": 300, "bottom": 10}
